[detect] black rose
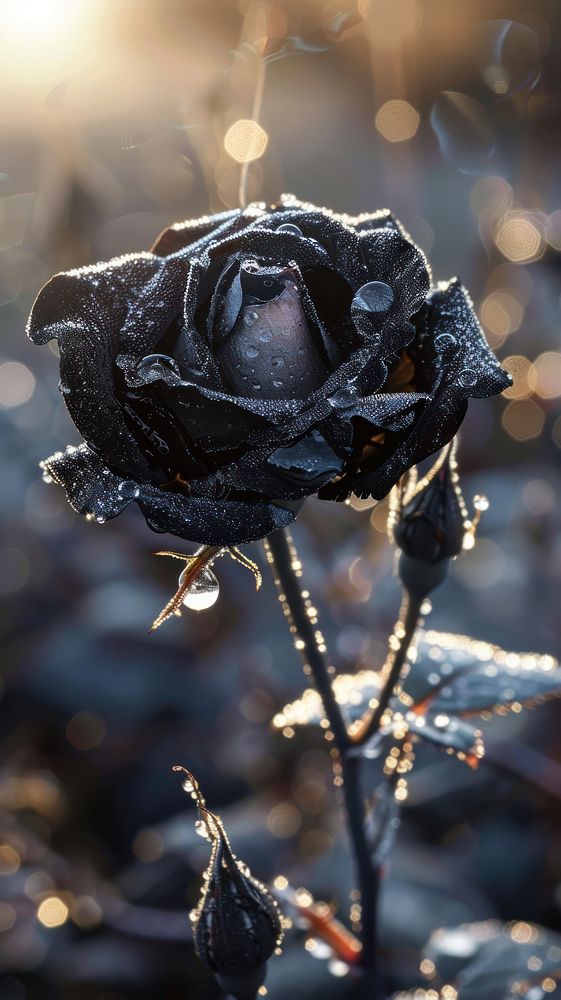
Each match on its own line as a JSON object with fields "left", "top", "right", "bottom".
{"left": 27, "top": 195, "right": 509, "bottom": 546}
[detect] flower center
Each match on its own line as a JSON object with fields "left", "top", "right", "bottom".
{"left": 215, "top": 273, "right": 327, "bottom": 399}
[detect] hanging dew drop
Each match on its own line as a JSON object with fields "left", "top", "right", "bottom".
{"left": 179, "top": 565, "right": 220, "bottom": 611}
{"left": 181, "top": 778, "right": 194, "bottom": 793}
{"left": 474, "top": 494, "right": 489, "bottom": 512}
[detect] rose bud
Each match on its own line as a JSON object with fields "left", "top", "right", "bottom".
{"left": 27, "top": 196, "right": 510, "bottom": 549}
{"left": 174, "top": 767, "right": 283, "bottom": 999}
{"left": 391, "top": 444, "right": 470, "bottom": 595}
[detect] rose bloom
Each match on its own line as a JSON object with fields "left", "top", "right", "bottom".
{"left": 27, "top": 195, "right": 509, "bottom": 545}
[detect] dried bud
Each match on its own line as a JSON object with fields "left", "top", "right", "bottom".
{"left": 174, "top": 767, "right": 283, "bottom": 999}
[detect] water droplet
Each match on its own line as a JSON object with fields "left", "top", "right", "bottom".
{"left": 42, "top": 473, "right": 53, "bottom": 484}
{"left": 244, "top": 311, "right": 259, "bottom": 327}
{"left": 259, "top": 330, "right": 272, "bottom": 343}
{"left": 458, "top": 368, "right": 477, "bottom": 387}
{"left": 474, "top": 494, "right": 489, "bottom": 512}
{"left": 58, "top": 380, "right": 71, "bottom": 395}
{"left": 434, "top": 333, "right": 457, "bottom": 350}
{"left": 95, "top": 516, "right": 106, "bottom": 524}
{"left": 182, "top": 778, "right": 194, "bottom": 793}
{"left": 271, "top": 356, "right": 284, "bottom": 368}
{"left": 272, "top": 379, "right": 283, "bottom": 388}
{"left": 118, "top": 480, "right": 140, "bottom": 499}
{"left": 251, "top": 380, "right": 262, "bottom": 390}
{"left": 353, "top": 281, "right": 394, "bottom": 313}
{"left": 180, "top": 566, "right": 220, "bottom": 611}
{"left": 134, "top": 354, "right": 180, "bottom": 380}
{"left": 195, "top": 819, "right": 210, "bottom": 839}
{"left": 245, "top": 345, "right": 259, "bottom": 359}
{"left": 277, "top": 223, "right": 303, "bottom": 237}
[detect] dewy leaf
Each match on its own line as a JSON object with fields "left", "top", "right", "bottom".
{"left": 419, "top": 919, "right": 561, "bottom": 999}
{"left": 400, "top": 630, "right": 561, "bottom": 717}
{"left": 273, "top": 631, "right": 560, "bottom": 731}
{"left": 406, "top": 713, "right": 485, "bottom": 769}
{"left": 272, "top": 630, "right": 560, "bottom": 767}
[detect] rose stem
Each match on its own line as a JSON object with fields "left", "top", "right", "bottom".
{"left": 264, "top": 528, "right": 382, "bottom": 997}
{"left": 351, "top": 589, "right": 423, "bottom": 747}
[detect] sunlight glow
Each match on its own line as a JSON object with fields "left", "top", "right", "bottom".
{"left": 3, "top": 0, "right": 74, "bottom": 33}
{"left": 0, "top": 0, "right": 98, "bottom": 91}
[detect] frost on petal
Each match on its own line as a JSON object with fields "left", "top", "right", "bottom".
{"left": 41, "top": 442, "right": 296, "bottom": 545}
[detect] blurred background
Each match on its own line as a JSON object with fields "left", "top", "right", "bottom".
{"left": 1, "top": 0, "right": 561, "bottom": 997}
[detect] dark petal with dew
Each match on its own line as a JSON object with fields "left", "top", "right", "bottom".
{"left": 151, "top": 209, "right": 243, "bottom": 256}
{"left": 345, "top": 278, "right": 510, "bottom": 499}
{"left": 41, "top": 444, "right": 141, "bottom": 522}
{"left": 357, "top": 227, "right": 431, "bottom": 355}
{"left": 202, "top": 393, "right": 426, "bottom": 503}
{"left": 27, "top": 253, "right": 189, "bottom": 478}
{"left": 206, "top": 226, "right": 331, "bottom": 274}
{"left": 276, "top": 194, "right": 397, "bottom": 236}
{"left": 349, "top": 209, "right": 398, "bottom": 234}
{"left": 42, "top": 443, "right": 295, "bottom": 546}
{"left": 256, "top": 206, "right": 370, "bottom": 288}
{"left": 414, "top": 278, "right": 511, "bottom": 398}
{"left": 267, "top": 430, "right": 343, "bottom": 488}
{"left": 137, "top": 487, "right": 296, "bottom": 546}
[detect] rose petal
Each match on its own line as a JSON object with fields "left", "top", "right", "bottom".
{"left": 151, "top": 209, "right": 243, "bottom": 256}
{"left": 356, "top": 227, "right": 431, "bottom": 354}
{"left": 27, "top": 253, "right": 189, "bottom": 477}
{"left": 42, "top": 443, "right": 295, "bottom": 545}
{"left": 206, "top": 227, "right": 331, "bottom": 272}
{"left": 342, "top": 279, "right": 510, "bottom": 498}
{"left": 255, "top": 207, "right": 369, "bottom": 288}
{"left": 413, "top": 277, "right": 512, "bottom": 398}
